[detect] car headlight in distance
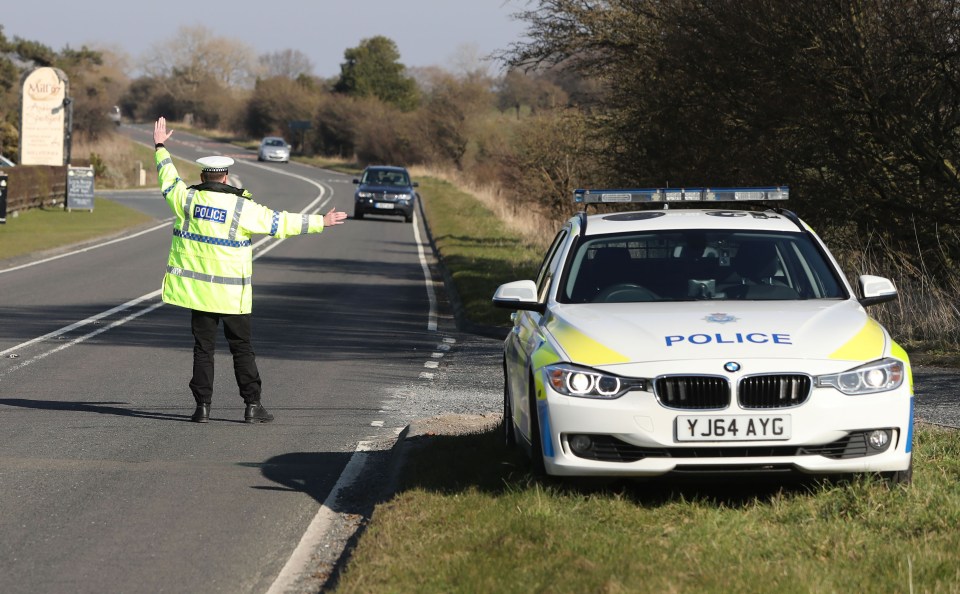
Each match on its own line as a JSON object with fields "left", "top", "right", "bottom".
{"left": 816, "top": 358, "right": 905, "bottom": 395}
{"left": 544, "top": 364, "right": 645, "bottom": 399}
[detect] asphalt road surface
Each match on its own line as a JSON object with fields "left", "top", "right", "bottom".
{"left": 0, "top": 125, "right": 502, "bottom": 593}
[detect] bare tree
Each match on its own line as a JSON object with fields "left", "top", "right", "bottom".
{"left": 258, "top": 49, "right": 314, "bottom": 79}
{"left": 141, "top": 25, "right": 258, "bottom": 89}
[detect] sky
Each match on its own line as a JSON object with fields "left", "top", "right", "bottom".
{"left": 1, "top": 0, "right": 531, "bottom": 78}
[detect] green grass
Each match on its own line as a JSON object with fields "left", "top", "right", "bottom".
{"left": 333, "top": 424, "right": 960, "bottom": 594}
{"left": 0, "top": 198, "right": 154, "bottom": 261}
{"left": 418, "top": 177, "right": 543, "bottom": 328}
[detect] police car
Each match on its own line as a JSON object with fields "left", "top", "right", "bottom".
{"left": 493, "top": 187, "right": 913, "bottom": 483}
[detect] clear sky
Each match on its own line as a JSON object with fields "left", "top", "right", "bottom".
{"left": 1, "top": 0, "right": 530, "bottom": 78}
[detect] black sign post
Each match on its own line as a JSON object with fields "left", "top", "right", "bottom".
{"left": 66, "top": 166, "right": 94, "bottom": 212}
{"left": 0, "top": 174, "right": 7, "bottom": 224}
{"left": 289, "top": 120, "right": 311, "bottom": 154}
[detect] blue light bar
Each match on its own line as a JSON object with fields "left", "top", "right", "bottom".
{"left": 574, "top": 186, "right": 789, "bottom": 204}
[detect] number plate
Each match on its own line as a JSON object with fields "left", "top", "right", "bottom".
{"left": 374, "top": 202, "right": 395, "bottom": 209}
{"left": 676, "top": 415, "right": 791, "bottom": 442}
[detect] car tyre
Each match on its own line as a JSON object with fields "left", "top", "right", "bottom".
{"left": 502, "top": 363, "right": 516, "bottom": 449}
{"left": 527, "top": 375, "right": 546, "bottom": 476}
{"left": 882, "top": 457, "right": 913, "bottom": 486}
{"left": 354, "top": 211, "right": 364, "bottom": 220}
{"left": 405, "top": 213, "right": 413, "bottom": 223}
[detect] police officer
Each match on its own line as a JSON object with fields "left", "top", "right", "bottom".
{"left": 153, "top": 117, "right": 347, "bottom": 423}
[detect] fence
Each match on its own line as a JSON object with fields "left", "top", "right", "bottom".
{"left": 0, "top": 165, "right": 71, "bottom": 215}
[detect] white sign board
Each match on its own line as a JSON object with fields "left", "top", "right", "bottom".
{"left": 20, "top": 67, "right": 68, "bottom": 166}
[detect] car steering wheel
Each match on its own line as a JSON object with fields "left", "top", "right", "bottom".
{"left": 594, "top": 283, "right": 659, "bottom": 303}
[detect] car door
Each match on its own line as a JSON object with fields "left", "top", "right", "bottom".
{"left": 506, "top": 226, "right": 571, "bottom": 439}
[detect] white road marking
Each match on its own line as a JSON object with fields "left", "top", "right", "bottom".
{"left": 424, "top": 361, "right": 439, "bottom": 369}
{"left": 0, "top": 158, "right": 332, "bottom": 365}
{"left": 419, "top": 372, "right": 435, "bottom": 379}
{"left": 265, "top": 440, "right": 377, "bottom": 594}
{"left": 0, "top": 220, "right": 173, "bottom": 275}
{"left": 411, "top": 210, "right": 439, "bottom": 332}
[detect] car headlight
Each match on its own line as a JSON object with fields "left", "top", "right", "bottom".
{"left": 544, "top": 364, "right": 645, "bottom": 399}
{"left": 356, "top": 191, "right": 374, "bottom": 199}
{"left": 816, "top": 358, "right": 905, "bottom": 395}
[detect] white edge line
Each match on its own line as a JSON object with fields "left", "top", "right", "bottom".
{"left": 265, "top": 440, "right": 376, "bottom": 594}
{"left": 412, "top": 210, "right": 438, "bottom": 332}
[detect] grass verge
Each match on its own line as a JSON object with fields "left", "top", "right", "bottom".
{"left": 417, "top": 177, "right": 543, "bottom": 329}
{"left": 333, "top": 423, "right": 960, "bottom": 593}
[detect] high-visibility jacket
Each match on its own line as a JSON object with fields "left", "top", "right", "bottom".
{"left": 155, "top": 147, "right": 325, "bottom": 314}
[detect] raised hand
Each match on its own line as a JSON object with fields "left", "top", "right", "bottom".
{"left": 154, "top": 117, "right": 173, "bottom": 145}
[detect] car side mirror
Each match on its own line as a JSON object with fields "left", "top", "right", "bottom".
{"left": 352, "top": 179, "right": 360, "bottom": 184}
{"left": 413, "top": 181, "right": 419, "bottom": 187}
{"left": 858, "top": 274, "right": 898, "bottom": 306}
{"left": 493, "top": 280, "right": 545, "bottom": 313}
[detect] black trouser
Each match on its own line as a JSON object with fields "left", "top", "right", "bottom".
{"left": 189, "top": 310, "right": 262, "bottom": 405}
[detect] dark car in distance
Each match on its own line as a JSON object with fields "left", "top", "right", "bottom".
{"left": 353, "top": 165, "right": 418, "bottom": 223}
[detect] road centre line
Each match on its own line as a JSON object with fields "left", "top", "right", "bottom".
{"left": 1, "top": 168, "right": 332, "bottom": 363}
{"left": 0, "top": 300, "right": 165, "bottom": 381}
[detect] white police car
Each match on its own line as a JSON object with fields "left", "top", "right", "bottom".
{"left": 493, "top": 187, "right": 913, "bottom": 483}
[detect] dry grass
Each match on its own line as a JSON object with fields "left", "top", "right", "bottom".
{"left": 73, "top": 132, "right": 159, "bottom": 189}
{"left": 827, "top": 228, "right": 960, "bottom": 351}
{"left": 409, "top": 164, "right": 559, "bottom": 252}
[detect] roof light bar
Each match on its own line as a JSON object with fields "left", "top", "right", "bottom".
{"left": 574, "top": 186, "right": 789, "bottom": 205}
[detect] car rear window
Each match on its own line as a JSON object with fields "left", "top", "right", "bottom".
{"left": 560, "top": 230, "right": 847, "bottom": 303}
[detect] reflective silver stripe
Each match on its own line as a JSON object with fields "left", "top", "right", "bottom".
{"left": 300, "top": 214, "right": 310, "bottom": 235}
{"left": 229, "top": 196, "right": 244, "bottom": 241}
{"left": 182, "top": 189, "right": 196, "bottom": 232}
{"left": 156, "top": 158, "right": 172, "bottom": 171}
{"left": 167, "top": 265, "right": 251, "bottom": 286}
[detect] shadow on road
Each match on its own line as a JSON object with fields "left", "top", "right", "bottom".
{"left": 0, "top": 397, "right": 193, "bottom": 422}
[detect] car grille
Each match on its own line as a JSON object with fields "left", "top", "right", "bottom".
{"left": 738, "top": 374, "right": 812, "bottom": 409}
{"left": 570, "top": 432, "right": 877, "bottom": 463}
{"left": 799, "top": 432, "right": 871, "bottom": 459}
{"left": 654, "top": 376, "right": 730, "bottom": 409}
{"left": 367, "top": 191, "right": 407, "bottom": 201}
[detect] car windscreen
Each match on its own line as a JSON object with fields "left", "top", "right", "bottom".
{"left": 264, "top": 139, "right": 286, "bottom": 147}
{"left": 560, "top": 230, "right": 847, "bottom": 303}
{"left": 362, "top": 170, "right": 410, "bottom": 186}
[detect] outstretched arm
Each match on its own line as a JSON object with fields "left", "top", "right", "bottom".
{"left": 154, "top": 117, "right": 173, "bottom": 146}
{"left": 323, "top": 207, "right": 347, "bottom": 227}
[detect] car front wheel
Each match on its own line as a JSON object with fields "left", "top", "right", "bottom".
{"left": 502, "top": 363, "right": 516, "bottom": 448}
{"left": 882, "top": 458, "right": 913, "bottom": 486}
{"left": 527, "top": 375, "right": 546, "bottom": 476}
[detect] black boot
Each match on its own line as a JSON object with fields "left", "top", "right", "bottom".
{"left": 244, "top": 402, "right": 274, "bottom": 424}
{"left": 191, "top": 403, "right": 210, "bottom": 423}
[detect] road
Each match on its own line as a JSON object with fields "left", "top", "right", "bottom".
{"left": 0, "top": 125, "right": 502, "bottom": 593}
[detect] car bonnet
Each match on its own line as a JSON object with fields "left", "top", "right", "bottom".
{"left": 542, "top": 299, "right": 886, "bottom": 367}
